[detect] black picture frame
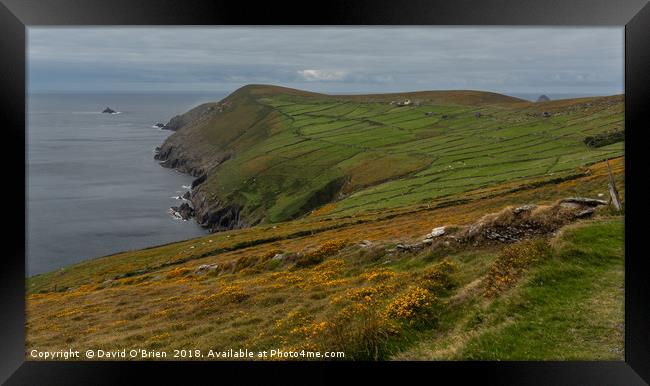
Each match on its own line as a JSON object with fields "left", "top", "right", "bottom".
{"left": 1, "top": 0, "right": 649, "bottom": 384}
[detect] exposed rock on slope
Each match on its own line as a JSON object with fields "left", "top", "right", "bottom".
{"left": 171, "top": 202, "right": 194, "bottom": 220}
{"left": 390, "top": 198, "right": 609, "bottom": 253}
{"left": 461, "top": 198, "right": 607, "bottom": 243}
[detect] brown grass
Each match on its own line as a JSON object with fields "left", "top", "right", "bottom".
{"left": 25, "top": 158, "right": 624, "bottom": 360}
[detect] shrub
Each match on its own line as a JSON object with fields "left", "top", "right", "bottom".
{"left": 319, "top": 303, "right": 398, "bottom": 360}
{"left": 261, "top": 249, "right": 282, "bottom": 260}
{"left": 420, "top": 260, "right": 456, "bottom": 293}
{"left": 294, "top": 253, "right": 325, "bottom": 268}
{"left": 483, "top": 239, "right": 551, "bottom": 297}
{"left": 215, "top": 284, "right": 249, "bottom": 304}
{"left": 362, "top": 268, "right": 397, "bottom": 283}
{"left": 166, "top": 267, "right": 191, "bottom": 279}
{"left": 233, "top": 255, "right": 261, "bottom": 272}
{"left": 357, "top": 246, "right": 387, "bottom": 262}
{"left": 295, "top": 239, "right": 347, "bottom": 268}
{"left": 330, "top": 283, "right": 397, "bottom": 305}
{"left": 384, "top": 287, "right": 440, "bottom": 326}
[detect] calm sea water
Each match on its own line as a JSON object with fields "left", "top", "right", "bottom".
{"left": 509, "top": 93, "right": 617, "bottom": 101}
{"left": 27, "top": 92, "right": 227, "bottom": 276}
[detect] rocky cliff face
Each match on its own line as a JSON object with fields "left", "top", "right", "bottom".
{"left": 190, "top": 191, "right": 247, "bottom": 231}
{"left": 155, "top": 143, "right": 244, "bottom": 231}
{"left": 154, "top": 144, "right": 205, "bottom": 176}
{"left": 154, "top": 95, "right": 252, "bottom": 232}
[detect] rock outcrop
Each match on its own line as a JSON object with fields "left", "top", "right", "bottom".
{"left": 162, "top": 114, "right": 187, "bottom": 131}
{"left": 102, "top": 107, "right": 116, "bottom": 114}
{"left": 194, "top": 263, "right": 219, "bottom": 275}
{"left": 460, "top": 197, "right": 608, "bottom": 245}
{"left": 191, "top": 173, "right": 208, "bottom": 189}
{"left": 171, "top": 202, "right": 194, "bottom": 220}
{"left": 391, "top": 197, "right": 610, "bottom": 253}
{"left": 193, "top": 197, "right": 246, "bottom": 232}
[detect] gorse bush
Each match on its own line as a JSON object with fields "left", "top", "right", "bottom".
{"left": 483, "top": 239, "right": 551, "bottom": 297}
{"left": 233, "top": 255, "right": 261, "bottom": 272}
{"left": 165, "top": 267, "right": 191, "bottom": 279}
{"left": 362, "top": 268, "right": 398, "bottom": 283}
{"left": 420, "top": 260, "right": 457, "bottom": 293}
{"left": 214, "top": 284, "right": 249, "bottom": 304}
{"left": 320, "top": 302, "right": 398, "bottom": 360}
{"left": 261, "top": 249, "right": 282, "bottom": 260}
{"left": 384, "top": 287, "right": 439, "bottom": 326}
{"left": 330, "top": 283, "right": 398, "bottom": 305}
{"left": 295, "top": 239, "right": 347, "bottom": 268}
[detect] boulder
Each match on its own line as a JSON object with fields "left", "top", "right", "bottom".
{"left": 195, "top": 263, "right": 219, "bottom": 274}
{"left": 575, "top": 208, "right": 596, "bottom": 218}
{"left": 358, "top": 240, "right": 373, "bottom": 248}
{"left": 154, "top": 122, "right": 165, "bottom": 128}
{"left": 271, "top": 253, "right": 286, "bottom": 261}
{"left": 512, "top": 204, "right": 537, "bottom": 215}
{"left": 396, "top": 242, "right": 424, "bottom": 252}
{"left": 485, "top": 230, "right": 518, "bottom": 243}
{"left": 427, "top": 226, "right": 446, "bottom": 238}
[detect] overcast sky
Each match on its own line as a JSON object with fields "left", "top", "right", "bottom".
{"left": 28, "top": 27, "right": 624, "bottom": 96}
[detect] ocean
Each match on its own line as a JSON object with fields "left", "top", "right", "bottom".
{"left": 508, "top": 93, "right": 619, "bottom": 101}
{"left": 27, "top": 92, "right": 227, "bottom": 276}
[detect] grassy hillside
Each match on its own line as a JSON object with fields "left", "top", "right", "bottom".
{"left": 26, "top": 157, "right": 624, "bottom": 360}
{"left": 26, "top": 212, "right": 624, "bottom": 361}
{"left": 26, "top": 85, "right": 625, "bottom": 361}
{"left": 155, "top": 85, "right": 623, "bottom": 228}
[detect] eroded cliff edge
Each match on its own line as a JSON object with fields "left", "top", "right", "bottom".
{"left": 154, "top": 85, "right": 324, "bottom": 232}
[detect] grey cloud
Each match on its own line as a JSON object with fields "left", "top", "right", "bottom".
{"left": 28, "top": 27, "right": 623, "bottom": 95}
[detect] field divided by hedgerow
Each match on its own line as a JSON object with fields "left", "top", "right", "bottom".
{"left": 253, "top": 92, "right": 622, "bottom": 218}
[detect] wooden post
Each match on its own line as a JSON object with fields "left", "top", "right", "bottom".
{"left": 606, "top": 159, "right": 622, "bottom": 211}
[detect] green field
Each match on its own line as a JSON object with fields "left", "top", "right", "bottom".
{"left": 160, "top": 85, "right": 623, "bottom": 226}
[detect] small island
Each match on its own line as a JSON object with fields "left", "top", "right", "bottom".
{"left": 102, "top": 107, "right": 116, "bottom": 114}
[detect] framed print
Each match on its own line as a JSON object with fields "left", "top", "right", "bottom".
{"left": 1, "top": 0, "right": 649, "bottom": 384}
